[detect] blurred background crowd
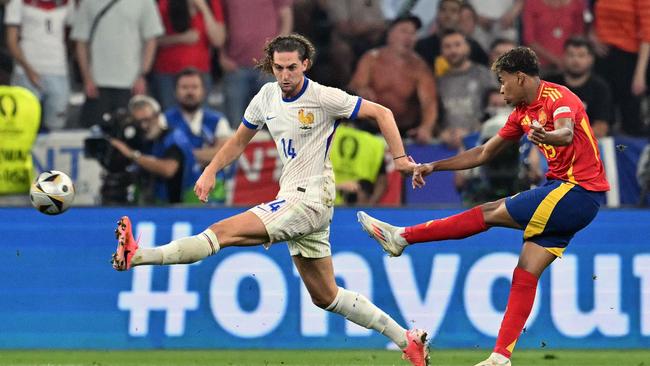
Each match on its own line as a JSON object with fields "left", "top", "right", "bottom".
{"left": 0, "top": 0, "right": 649, "bottom": 208}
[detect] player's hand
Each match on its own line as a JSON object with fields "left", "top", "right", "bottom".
{"left": 412, "top": 162, "right": 434, "bottom": 189}
{"left": 394, "top": 155, "right": 418, "bottom": 176}
{"left": 528, "top": 122, "right": 546, "bottom": 145}
{"left": 194, "top": 170, "right": 216, "bottom": 203}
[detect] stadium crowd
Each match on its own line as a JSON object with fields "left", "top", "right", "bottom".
{"left": 0, "top": 0, "right": 649, "bottom": 206}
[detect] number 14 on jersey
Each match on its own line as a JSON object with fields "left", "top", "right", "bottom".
{"left": 280, "top": 138, "right": 297, "bottom": 159}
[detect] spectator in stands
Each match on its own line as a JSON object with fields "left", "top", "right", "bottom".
{"left": 459, "top": 2, "right": 490, "bottom": 52}
{"left": 415, "top": 0, "right": 489, "bottom": 77}
{"left": 219, "top": 0, "right": 292, "bottom": 129}
{"left": 5, "top": 0, "right": 74, "bottom": 131}
{"left": 381, "top": 0, "right": 439, "bottom": 38}
{"left": 109, "top": 95, "right": 194, "bottom": 204}
{"left": 164, "top": 68, "right": 232, "bottom": 201}
{"left": 330, "top": 122, "right": 388, "bottom": 205}
{"left": 546, "top": 37, "right": 612, "bottom": 137}
{"left": 165, "top": 67, "right": 231, "bottom": 164}
{"left": 325, "top": 0, "right": 386, "bottom": 89}
{"left": 152, "top": 0, "right": 226, "bottom": 110}
{"left": 468, "top": 0, "right": 522, "bottom": 47}
{"left": 437, "top": 30, "right": 497, "bottom": 149}
{"left": 348, "top": 14, "right": 438, "bottom": 143}
{"left": 72, "top": 0, "right": 163, "bottom": 128}
{"left": 522, "top": 0, "right": 587, "bottom": 73}
{"left": 0, "top": 1, "right": 10, "bottom": 48}
{"left": 0, "top": 50, "right": 40, "bottom": 203}
{"left": 489, "top": 38, "right": 518, "bottom": 66}
{"left": 592, "top": 0, "right": 650, "bottom": 137}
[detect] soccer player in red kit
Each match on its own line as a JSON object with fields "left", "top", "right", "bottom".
{"left": 358, "top": 47, "right": 609, "bottom": 366}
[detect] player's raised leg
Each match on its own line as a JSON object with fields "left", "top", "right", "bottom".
{"left": 358, "top": 199, "right": 520, "bottom": 257}
{"left": 292, "top": 255, "right": 429, "bottom": 366}
{"left": 111, "top": 211, "right": 269, "bottom": 271}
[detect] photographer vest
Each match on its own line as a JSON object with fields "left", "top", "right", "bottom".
{"left": 0, "top": 86, "right": 40, "bottom": 194}
{"left": 163, "top": 107, "right": 228, "bottom": 202}
{"left": 151, "top": 129, "right": 224, "bottom": 203}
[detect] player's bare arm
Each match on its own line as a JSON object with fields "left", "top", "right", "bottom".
{"left": 413, "top": 135, "right": 514, "bottom": 188}
{"left": 528, "top": 117, "right": 574, "bottom": 146}
{"left": 194, "top": 125, "right": 257, "bottom": 202}
{"left": 355, "top": 99, "right": 417, "bottom": 175}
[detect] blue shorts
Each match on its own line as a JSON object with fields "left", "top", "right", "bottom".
{"left": 505, "top": 180, "right": 605, "bottom": 256}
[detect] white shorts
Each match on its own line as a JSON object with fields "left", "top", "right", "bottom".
{"left": 249, "top": 197, "right": 333, "bottom": 258}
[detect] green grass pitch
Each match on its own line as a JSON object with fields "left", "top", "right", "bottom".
{"left": 0, "top": 349, "right": 648, "bottom": 366}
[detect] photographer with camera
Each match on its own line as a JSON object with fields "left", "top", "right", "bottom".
{"left": 108, "top": 95, "right": 197, "bottom": 204}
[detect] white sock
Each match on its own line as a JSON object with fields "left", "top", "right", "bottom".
{"left": 132, "top": 229, "right": 220, "bottom": 266}
{"left": 326, "top": 287, "right": 408, "bottom": 349}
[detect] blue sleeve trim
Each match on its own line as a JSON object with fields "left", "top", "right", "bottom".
{"left": 349, "top": 97, "right": 363, "bottom": 120}
{"left": 242, "top": 117, "right": 258, "bottom": 130}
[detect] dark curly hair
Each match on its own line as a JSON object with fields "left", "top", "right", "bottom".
{"left": 491, "top": 46, "right": 540, "bottom": 76}
{"left": 256, "top": 33, "right": 316, "bottom": 74}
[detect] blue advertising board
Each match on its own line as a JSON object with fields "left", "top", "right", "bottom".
{"left": 0, "top": 207, "right": 649, "bottom": 349}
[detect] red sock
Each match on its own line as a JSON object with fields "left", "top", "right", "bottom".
{"left": 494, "top": 267, "right": 538, "bottom": 359}
{"left": 402, "top": 206, "right": 488, "bottom": 244}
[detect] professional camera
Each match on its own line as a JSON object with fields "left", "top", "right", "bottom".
{"left": 83, "top": 109, "right": 147, "bottom": 204}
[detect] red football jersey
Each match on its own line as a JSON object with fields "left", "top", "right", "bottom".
{"left": 498, "top": 81, "right": 610, "bottom": 192}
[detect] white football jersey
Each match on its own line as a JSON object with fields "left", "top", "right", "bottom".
{"left": 5, "top": 0, "right": 75, "bottom": 76}
{"left": 243, "top": 77, "right": 362, "bottom": 205}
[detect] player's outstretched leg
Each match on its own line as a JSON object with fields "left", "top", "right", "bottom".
{"left": 358, "top": 205, "right": 493, "bottom": 256}
{"left": 111, "top": 215, "right": 219, "bottom": 271}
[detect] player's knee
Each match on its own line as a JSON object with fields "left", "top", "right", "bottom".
{"left": 480, "top": 198, "right": 508, "bottom": 226}
{"left": 310, "top": 291, "right": 337, "bottom": 309}
{"left": 208, "top": 222, "right": 231, "bottom": 246}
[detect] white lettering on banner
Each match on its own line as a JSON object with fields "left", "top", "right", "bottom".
{"left": 295, "top": 252, "right": 373, "bottom": 336}
{"left": 551, "top": 254, "right": 629, "bottom": 337}
{"left": 384, "top": 254, "right": 460, "bottom": 338}
{"left": 464, "top": 254, "right": 541, "bottom": 337}
{"left": 633, "top": 255, "right": 650, "bottom": 335}
{"left": 210, "top": 252, "right": 287, "bottom": 338}
{"left": 118, "top": 222, "right": 199, "bottom": 336}
{"left": 237, "top": 146, "right": 280, "bottom": 182}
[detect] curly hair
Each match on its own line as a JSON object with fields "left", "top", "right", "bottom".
{"left": 256, "top": 33, "right": 316, "bottom": 74}
{"left": 491, "top": 46, "right": 540, "bottom": 76}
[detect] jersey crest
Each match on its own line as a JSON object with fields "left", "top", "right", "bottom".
{"left": 298, "top": 109, "right": 314, "bottom": 130}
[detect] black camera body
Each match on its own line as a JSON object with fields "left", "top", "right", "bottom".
{"left": 83, "top": 109, "right": 147, "bottom": 204}
{"left": 84, "top": 109, "right": 147, "bottom": 171}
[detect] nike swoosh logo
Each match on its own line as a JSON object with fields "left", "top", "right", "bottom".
{"left": 266, "top": 116, "right": 276, "bottom": 121}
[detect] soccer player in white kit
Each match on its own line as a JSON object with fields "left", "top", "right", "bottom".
{"left": 112, "top": 34, "right": 429, "bottom": 366}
